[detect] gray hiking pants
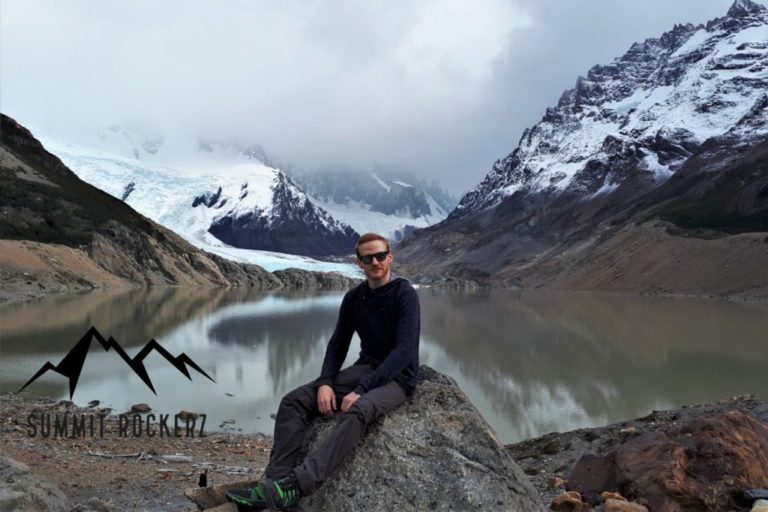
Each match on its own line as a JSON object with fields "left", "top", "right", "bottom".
{"left": 264, "top": 363, "right": 407, "bottom": 495}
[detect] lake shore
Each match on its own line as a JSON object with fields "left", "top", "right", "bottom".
{"left": 0, "top": 394, "right": 271, "bottom": 511}
{"left": 507, "top": 394, "right": 768, "bottom": 508}
{"left": 2, "top": 392, "right": 765, "bottom": 511}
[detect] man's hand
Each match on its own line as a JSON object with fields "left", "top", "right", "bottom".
{"left": 341, "top": 391, "right": 361, "bottom": 412}
{"left": 317, "top": 385, "right": 336, "bottom": 416}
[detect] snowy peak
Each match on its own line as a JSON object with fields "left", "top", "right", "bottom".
{"left": 709, "top": 0, "right": 768, "bottom": 30}
{"left": 287, "top": 169, "right": 456, "bottom": 242}
{"left": 452, "top": 1, "right": 768, "bottom": 219}
{"left": 178, "top": 166, "right": 359, "bottom": 256}
{"left": 727, "top": 0, "right": 767, "bottom": 18}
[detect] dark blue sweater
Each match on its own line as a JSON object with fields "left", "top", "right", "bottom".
{"left": 314, "top": 276, "right": 420, "bottom": 396}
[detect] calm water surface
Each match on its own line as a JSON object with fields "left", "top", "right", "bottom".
{"left": 1, "top": 287, "right": 767, "bottom": 443}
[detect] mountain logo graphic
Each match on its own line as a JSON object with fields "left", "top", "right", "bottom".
{"left": 18, "top": 326, "right": 216, "bottom": 398}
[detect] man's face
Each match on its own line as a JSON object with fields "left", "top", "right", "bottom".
{"left": 356, "top": 240, "right": 393, "bottom": 281}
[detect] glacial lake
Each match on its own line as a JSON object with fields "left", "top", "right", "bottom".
{"left": 1, "top": 286, "right": 767, "bottom": 443}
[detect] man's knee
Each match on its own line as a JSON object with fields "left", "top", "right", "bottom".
{"left": 347, "top": 398, "right": 377, "bottom": 426}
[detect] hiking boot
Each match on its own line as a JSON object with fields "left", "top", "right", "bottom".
{"left": 259, "top": 471, "right": 301, "bottom": 510}
{"left": 225, "top": 485, "right": 268, "bottom": 510}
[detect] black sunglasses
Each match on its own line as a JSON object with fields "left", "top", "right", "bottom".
{"left": 357, "top": 250, "right": 390, "bottom": 265}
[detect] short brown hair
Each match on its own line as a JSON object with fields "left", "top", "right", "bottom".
{"left": 354, "top": 232, "right": 390, "bottom": 256}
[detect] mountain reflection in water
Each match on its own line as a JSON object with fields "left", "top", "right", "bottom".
{"left": 1, "top": 287, "right": 766, "bottom": 443}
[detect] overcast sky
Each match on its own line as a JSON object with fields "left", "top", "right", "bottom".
{"left": 0, "top": 0, "right": 752, "bottom": 194}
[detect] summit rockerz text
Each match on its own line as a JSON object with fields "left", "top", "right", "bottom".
{"left": 27, "top": 412, "right": 208, "bottom": 438}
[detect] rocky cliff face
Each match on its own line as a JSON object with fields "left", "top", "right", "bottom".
{"left": 0, "top": 114, "right": 357, "bottom": 301}
{"left": 207, "top": 171, "right": 359, "bottom": 257}
{"left": 398, "top": 0, "right": 768, "bottom": 298}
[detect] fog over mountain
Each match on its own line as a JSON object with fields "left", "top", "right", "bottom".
{"left": 0, "top": 0, "right": 749, "bottom": 194}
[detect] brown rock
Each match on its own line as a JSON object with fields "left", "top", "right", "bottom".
{"left": 570, "top": 411, "right": 768, "bottom": 512}
{"left": 600, "top": 491, "right": 627, "bottom": 502}
{"left": 551, "top": 491, "right": 591, "bottom": 511}
{"left": 566, "top": 453, "right": 617, "bottom": 505}
{"left": 550, "top": 476, "right": 566, "bottom": 489}
{"left": 603, "top": 498, "right": 648, "bottom": 512}
{"left": 177, "top": 410, "right": 199, "bottom": 420}
{"left": 184, "top": 479, "right": 260, "bottom": 510}
{"left": 203, "top": 504, "right": 237, "bottom": 512}
{"left": 130, "top": 403, "right": 151, "bottom": 413}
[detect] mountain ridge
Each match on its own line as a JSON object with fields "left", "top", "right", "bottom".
{"left": 397, "top": 0, "right": 768, "bottom": 299}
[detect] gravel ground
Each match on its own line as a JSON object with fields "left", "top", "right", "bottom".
{"left": 0, "top": 394, "right": 272, "bottom": 511}
{"left": 3, "top": 392, "right": 766, "bottom": 511}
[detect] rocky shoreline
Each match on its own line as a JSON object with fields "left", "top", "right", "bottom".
{"left": 508, "top": 394, "right": 768, "bottom": 510}
{"left": 2, "top": 390, "right": 766, "bottom": 511}
{"left": 0, "top": 239, "right": 359, "bottom": 304}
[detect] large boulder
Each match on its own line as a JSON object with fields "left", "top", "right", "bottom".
{"left": 0, "top": 457, "right": 68, "bottom": 512}
{"left": 567, "top": 410, "right": 768, "bottom": 512}
{"left": 296, "top": 366, "right": 544, "bottom": 511}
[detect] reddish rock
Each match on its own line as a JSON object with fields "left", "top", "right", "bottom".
{"left": 603, "top": 498, "right": 648, "bottom": 512}
{"left": 566, "top": 453, "right": 617, "bottom": 505}
{"left": 130, "top": 403, "right": 151, "bottom": 413}
{"left": 549, "top": 476, "right": 566, "bottom": 489}
{"left": 567, "top": 411, "right": 768, "bottom": 512}
{"left": 551, "top": 491, "right": 591, "bottom": 511}
{"left": 600, "top": 491, "right": 627, "bottom": 502}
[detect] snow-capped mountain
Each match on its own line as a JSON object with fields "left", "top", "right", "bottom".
{"left": 289, "top": 169, "right": 456, "bottom": 242}
{"left": 398, "top": 0, "right": 768, "bottom": 295}
{"left": 453, "top": 0, "right": 768, "bottom": 219}
{"left": 41, "top": 138, "right": 360, "bottom": 259}
{"left": 45, "top": 125, "right": 456, "bottom": 248}
{"left": 204, "top": 170, "right": 359, "bottom": 257}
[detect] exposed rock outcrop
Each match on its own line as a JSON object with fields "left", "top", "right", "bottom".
{"left": 272, "top": 268, "right": 361, "bottom": 290}
{"left": 207, "top": 171, "right": 359, "bottom": 257}
{"left": 566, "top": 410, "right": 768, "bottom": 512}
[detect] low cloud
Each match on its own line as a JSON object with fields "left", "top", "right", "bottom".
{"left": 0, "top": 0, "right": 741, "bottom": 193}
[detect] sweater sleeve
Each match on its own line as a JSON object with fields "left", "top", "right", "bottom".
{"left": 353, "top": 283, "right": 420, "bottom": 395}
{"left": 314, "top": 290, "right": 356, "bottom": 387}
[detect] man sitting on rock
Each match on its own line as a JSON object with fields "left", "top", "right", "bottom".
{"left": 227, "top": 232, "right": 421, "bottom": 511}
